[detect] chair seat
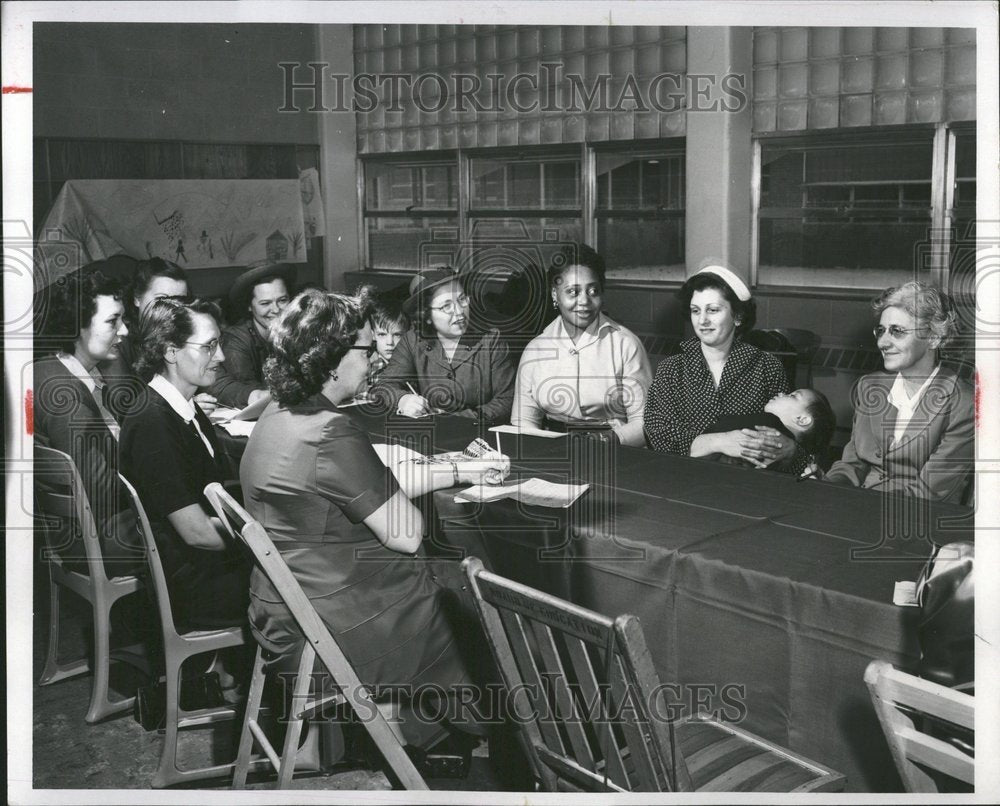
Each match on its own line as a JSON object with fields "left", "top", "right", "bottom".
{"left": 677, "top": 717, "right": 839, "bottom": 792}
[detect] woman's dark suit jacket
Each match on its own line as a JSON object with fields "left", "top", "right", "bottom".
{"left": 373, "top": 328, "right": 515, "bottom": 425}
{"left": 826, "top": 365, "right": 974, "bottom": 504}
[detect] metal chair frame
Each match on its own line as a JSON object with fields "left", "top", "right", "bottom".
{"left": 35, "top": 445, "right": 148, "bottom": 723}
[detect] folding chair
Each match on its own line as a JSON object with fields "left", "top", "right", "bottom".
{"left": 34, "top": 446, "right": 148, "bottom": 723}
{"left": 204, "top": 482, "right": 427, "bottom": 790}
{"left": 463, "top": 557, "right": 846, "bottom": 793}
{"left": 864, "top": 660, "right": 974, "bottom": 792}
{"left": 118, "top": 473, "right": 248, "bottom": 788}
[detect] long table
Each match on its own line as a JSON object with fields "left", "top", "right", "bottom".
{"left": 343, "top": 410, "right": 973, "bottom": 793}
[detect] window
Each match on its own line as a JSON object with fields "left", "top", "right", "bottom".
{"left": 596, "top": 146, "right": 685, "bottom": 280}
{"left": 756, "top": 130, "right": 936, "bottom": 288}
{"left": 949, "top": 127, "right": 976, "bottom": 300}
{"left": 361, "top": 141, "right": 686, "bottom": 280}
{"left": 363, "top": 158, "right": 458, "bottom": 270}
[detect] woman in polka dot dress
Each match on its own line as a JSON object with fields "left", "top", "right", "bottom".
{"left": 643, "top": 264, "right": 797, "bottom": 468}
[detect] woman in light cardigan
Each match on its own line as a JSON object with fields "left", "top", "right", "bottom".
{"left": 511, "top": 244, "right": 651, "bottom": 446}
{"left": 824, "top": 282, "right": 973, "bottom": 503}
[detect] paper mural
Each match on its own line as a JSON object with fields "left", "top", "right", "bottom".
{"left": 37, "top": 179, "right": 307, "bottom": 283}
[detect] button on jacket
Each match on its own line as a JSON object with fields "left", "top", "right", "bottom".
{"left": 826, "top": 366, "right": 973, "bottom": 503}
{"left": 373, "top": 328, "right": 515, "bottom": 424}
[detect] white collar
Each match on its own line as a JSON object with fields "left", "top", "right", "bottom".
{"left": 888, "top": 366, "right": 940, "bottom": 412}
{"left": 550, "top": 313, "right": 619, "bottom": 346}
{"left": 149, "top": 374, "right": 197, "bottom": 423}
{"left": 56, "top": 351, "right": 104, "bottom": 394}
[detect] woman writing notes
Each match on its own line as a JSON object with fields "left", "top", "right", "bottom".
{"left": 823, "top": 281, "right": 973, "bottom": 503}
{"left": 241, "top": 288, "right": 508, "bottom": 750}
{"left": 511, "top": 244, "right": 652, "bottom": 445}
{"left": 373, "top": 267, "right": 516, "bottom": 425}
{"left": 644, "top": 264, "right": 797, "bottom": 466}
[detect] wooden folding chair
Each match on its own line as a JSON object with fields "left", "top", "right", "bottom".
{"left": 864, "top": 660, "right": 974, "bottom": 792}
{"left": 463, "top": 557, "right": 846, "bottom": 793}
{"left": 118, "top": 474, "right": 248, "bottom": 788}
{"left": 203, "top": 482, "right": 427, "bottom": 790}
{"left": 34, "top": 446, "right": 148, "bottom": 723}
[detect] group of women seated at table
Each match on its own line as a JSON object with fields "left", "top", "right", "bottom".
{"left": 32, "top": 243, "right": 975, "bottom": 763}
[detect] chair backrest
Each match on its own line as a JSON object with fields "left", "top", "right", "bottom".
{"left": 462, "top": 556, "right": 692, "bottom": 793}
{"left": 864, "top": 659, "right": 974, "bottom": 792}
{"left": 35, "top": 445, "right": 110, "bottom": 580}
{"left": 203, "top": 482, "right": 428, "bottom": 791}
{"left": 117, "top": 473, "right": 183, "bottom": 639}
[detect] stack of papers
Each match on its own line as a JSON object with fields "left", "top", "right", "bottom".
{"left": 489, "top": 424, "right": 566, "bottom": 439}
{"left": 455, "top": 478, "right": 589, "bottom": 508}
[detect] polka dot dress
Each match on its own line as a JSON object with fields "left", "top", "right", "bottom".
{"left": 644, "top": 338, "right": 790, "bottom": 454}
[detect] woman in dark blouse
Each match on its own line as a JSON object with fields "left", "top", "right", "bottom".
{"left": 373, "top": 266, "right": 516, "bottom": 425}
{"left": 120, "top": 298, "right": 249, "bottom": 631}
{"left": 241, "top": 288, "right": 507, "bottom": 749}
{"left": 644, "top": 265, "right": 796, "bottom": 467}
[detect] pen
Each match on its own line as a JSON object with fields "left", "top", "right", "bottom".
{"left": 406, "top": 382, "right": 418, "bottom": 396}
{"left": 495, "top": 432, "right": 502, "bottom": 458}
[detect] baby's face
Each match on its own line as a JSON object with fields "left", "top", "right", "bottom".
{"left": 765, "top": 389, "right": 816, "bottom": 428}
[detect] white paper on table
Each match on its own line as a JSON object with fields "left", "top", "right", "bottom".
{"left": 218, "top": 419, "right": 256, "bottom": 437}
{"left": 892, "top": 580, "right": 920, "bottom": 607}
{"left": 489, "top": 424, "right": 566, "bottom": 439}
{"left": 208, "top": 394, "right": 270, "bottom": 423}
{"left": 455, "top": 478, "right": 589, "bottom": 508}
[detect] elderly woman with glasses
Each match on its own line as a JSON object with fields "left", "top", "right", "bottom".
{"left": 823, "top": 282, "right": 973, "bottom": 503}
{"left": 372, "top": 267, "right": 516, "bottom": 425}
{"left": 120, "top": 298, "right": 251, "bottom": 631}
{"left": 240, "top": 288, "right": 507, "bottom": 751}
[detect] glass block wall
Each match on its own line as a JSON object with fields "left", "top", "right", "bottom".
{"left": 753, "top": 27, "right": 977, "bottom": 132}
{"left": 353, "top": 25, "right": 688, "bottom": 153}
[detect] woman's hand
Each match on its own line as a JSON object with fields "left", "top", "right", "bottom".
{"left": 739, "top": 426, "right": 796, "bottom": 468}
{"left": 398, "top": 393, "right": 431, "bottom": 418}
{"left": 454, "top": 453, "right": 511, "bottom": 486}
{"left": 193, "top": 392, "right": 219, "bottom": 415}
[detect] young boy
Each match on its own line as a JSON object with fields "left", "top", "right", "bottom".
{"left": 367, "top": 294, "right": 410, "bottom": 389}
{"left": 696, "top": 388, "right": 836, "bottom": 473}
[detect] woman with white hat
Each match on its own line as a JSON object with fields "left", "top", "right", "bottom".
{"left": 644, "top": 262, "right": 796, "bottom": 467}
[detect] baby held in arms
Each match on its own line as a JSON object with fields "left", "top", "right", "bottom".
{"left": 691, "top": 388, "right": 836, "bottom": 474}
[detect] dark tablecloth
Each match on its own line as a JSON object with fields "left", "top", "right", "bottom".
{"left": 234, "top": 410, "right": 975, "bottom": 792}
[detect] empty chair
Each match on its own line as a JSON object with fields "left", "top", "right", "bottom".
{"left": 463, "top": 557, "right": 846, "bottom": 793}
{"left": 119, "top": 473, "right": 248, "bottom": 788}
{"left": 34, "top": 446, "right": 148, "bottom": 723}
{"left": 203, "top": 482, "right": 427, "bottom": 791}
{"left": 864, "top": 660, "right": 974, "bottom": 792}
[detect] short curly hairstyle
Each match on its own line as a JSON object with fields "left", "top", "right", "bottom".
{"left": 265, "top": 288, "right": 375, "bottom": 405}
{"left": 129, "top": 258, "right": 189, "bottom": 320}
{"left": 132, "top": 298, "right": 222, "bottom": 381}
{"left": 36, "top": 268, "right": 124, "bottom": 354}
{"left": 679, "top": 269, "right": 757, "bottom": 337}
{"left": 548, "top": 243, "right": 606, "bottom": 292}
{"left": 872, "top": 281, "right": 958, "bottom": 349}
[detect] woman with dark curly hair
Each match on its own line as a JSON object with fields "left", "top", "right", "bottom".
{"left": 511, "top": 244, "right": 651, "bottom": 445}
{"left": 240, "top": 288, "right": 508, "bottom": 751}
{"left": 33, "top": 268, "right": 144, "bottom": 573}
{"left": 823, "top": 282, "right": 973, "bottom": 502}
{"left": 119, "top": 298, "right": 250, "bottom": 630}
{"left": 644, "top": 263, "right": 797, "bottom": 466}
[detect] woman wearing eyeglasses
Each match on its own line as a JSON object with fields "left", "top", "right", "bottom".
{"left": 372, "top": 267, "right": 516, "bottom": 425}
{"left": 120, "top": 298, "right": 251, "bottom": 631}
{"left": 241, "top": 288, "right": 507, "bottom": 752}
{"left": 823, "top": 282, "right": 973, "bottom": 503}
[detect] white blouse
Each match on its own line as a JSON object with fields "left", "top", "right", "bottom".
{"left": 512, "top": 313, "right": 652, "bottom": 446}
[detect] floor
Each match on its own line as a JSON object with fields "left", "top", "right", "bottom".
{"left": 30, "top": 575, "right": 516, "bottom": 794}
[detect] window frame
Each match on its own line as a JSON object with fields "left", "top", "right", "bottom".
{"left": 751, "top": 123, "right": 970, "bottom": 291}
{"left": 359, "top": 139, "right": 687, "bottom": 279}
